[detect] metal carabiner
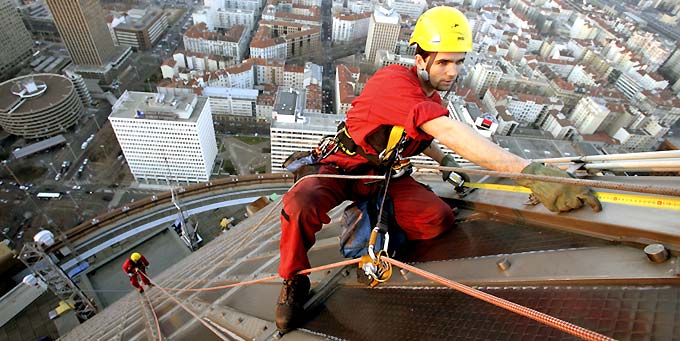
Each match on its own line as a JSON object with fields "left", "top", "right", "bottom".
{"left": 367, "top": 227, "right": 390, "bottom": 262}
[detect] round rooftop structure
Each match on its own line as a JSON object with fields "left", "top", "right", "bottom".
{"left": 0, "top": 73, "right": 84, "bottom": 139}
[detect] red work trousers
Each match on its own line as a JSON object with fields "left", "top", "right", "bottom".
{"left": 278, "top": 164, "right": 454, "bottom": 279}
{"left": 129, "top": 270, "right": 151, "bottom": 290}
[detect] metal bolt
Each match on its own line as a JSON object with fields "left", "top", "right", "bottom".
{"left": 644, "top": 244, "right": 669, "bottom": 263}
{"left": 496, "top": 258, "right": 511, "bottom": 271}
{"left": 399, "top": 269, "right": 409, "bottom": 280}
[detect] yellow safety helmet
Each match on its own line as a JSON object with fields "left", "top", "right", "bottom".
{"left": 409, "top": 6, "right": 473, "bottom": 53}
{"left": 130, "top": 252, "right": 142, "bottom": 262}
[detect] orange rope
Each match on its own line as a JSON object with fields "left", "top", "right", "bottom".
{"left": 383, "top": 257, "right": 614, "bottom": 341}
{"left": 142, "top": 293, "right": 162, "bottom": 340}
{"left": 138, "top": 272, "right": 229, "bottom": 340}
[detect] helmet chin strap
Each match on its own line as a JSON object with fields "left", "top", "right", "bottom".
{"left": 418, "top": 52, "right": 438, "bottom": 87}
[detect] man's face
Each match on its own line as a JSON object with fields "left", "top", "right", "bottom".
{"left": 417, "top": 52, "right": 466, "bottom": 91}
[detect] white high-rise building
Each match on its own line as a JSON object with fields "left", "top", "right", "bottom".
{"left": 270, "top": 88, "right": 344, "bottom": 172}
{"left": 332, "top": 11, "right": 371, "bottom": 42}
{"left": 469, "top": 63, "right": 502, "bottom": 98}
{"left": 109, "top": 91, "right": 218, "bottom": 184}
{"left": 569, "top": 97, "right": 610, "bottom": 135}
{"left": 365, "top": 6, "right": 400, "bottom": 63}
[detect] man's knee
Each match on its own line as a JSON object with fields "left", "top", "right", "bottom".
{"left": 430, "top": 201, "right": 455, "bottom": 228}
{"left": 282, "top": 189, "right": 331, "bottom": 225}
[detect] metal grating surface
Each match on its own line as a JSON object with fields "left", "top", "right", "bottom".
{"left": 303, "top": 285, "right": 680, "bottom": 340}
{"left": 399, "top": 218, "right": 614, "bottom": 263}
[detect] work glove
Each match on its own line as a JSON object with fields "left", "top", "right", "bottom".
{"left": 516, "top": 162, "right": 602, "bottom": 213}
{"left": 441, "top": 154, "right": 470, "bottom": 190}
{"left": 127, "top": 273, "right": 134, "bottom": 277}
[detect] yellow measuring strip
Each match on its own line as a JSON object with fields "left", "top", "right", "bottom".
{"left": 464, "top": 182, "right": 680, "bottom": 211}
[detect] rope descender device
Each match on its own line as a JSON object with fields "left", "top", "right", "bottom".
{"left": 359, "top": 224, "right": 393, "bottom": 287}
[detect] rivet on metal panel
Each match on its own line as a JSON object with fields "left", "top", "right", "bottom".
{"left": 644, "top": 244, "right": 669, "bottom": 263}
{"left": 496, "top": 258, "right": 511, "bottom": 271}
{"left": 399, "top": 269, "right": 409, "bottom": 280}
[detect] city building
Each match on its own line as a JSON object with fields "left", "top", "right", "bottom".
{"left": 45, "top": 0, "right": 132, "bottom": 82}
{"left": 0, "top": 74, "right": 84, "bottom": 139}
{"left": 335, "top": 64, "right": 361, "bottom": 115}
{"left": 160, "top": 51, "right": 232, "bottom": 79}
{"left": 202, "top": 86, "right": 259, "bottom": 119}
{"left": 613, "top": 128, "right": 657, "bottom": 153}
{"left": 109, "top": 91, "right": 217, "bottom": 184}
{"left": 483, "top": 88, "right": 559, "bottom": 125}
{"left": 64, "top": 70, "right": 92, "bottom": 106}
{"left": 375, "top": 50, "right": 415, "bottom": 67}
{"left": 282, "top": 62, "right": 322, "bottom": 89}
{"left": 331, "top": 11, "right": 371, "bottom": 42}
{"left": 158, "top": 59, "right": 255, "bottom": 91}
{"left": 365, "top": 6, "right": 400, "bottom": 63}
{"left": 570, "top": 96, "right": 610, "bottom": 135}
{"left": 540, "top": 110, "right": 577, "bottom": 140}
{"left": 192, "top": 6, "right": 256, "bottom": 31}
{"left": 659, "top": 46, "right": 680, "bottom": 87}
{"left": 252, "top": 58, "right": 284, "bottom": 86}
{"left": 270, "top": 88, "right": 344, "bottom": 171}
{"left": 0, "top": 0, "right": 34, "bottom": 81}
{"left": 614, "top": 69, "right": 669, "bottom": 100}
{"left": 19, "top": 0, "right": 60, "bottom": 42}
{"left": 46, "top": 0, "right": 116, "bottom": 66}
{"left": 469, "top": 63, "right": 503, "bottom": 98}
{"left": 183, "top": 23, "right": 248, "bottom": 62}
{"left": 112, "top": 8, "right": 168, "bottom": 51}
{"left": 250, "top": 20, "right": 321, "bottom": 59}
{"left": 389, "top": 0, "right": 426, "bottom": 19}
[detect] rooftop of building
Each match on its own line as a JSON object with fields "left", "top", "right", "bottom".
{"left": 202, "top": 87, "right": 258, "bottom": 100}
{"left": 109, "top": 91, "right": 206, "bottom": 122}
{"left": 373, "top": 5, "right": 400, "bottom": 24}
{"left": 114, "top": 8, "right": 165, "bottom": 31}
{"left": 184, "top": 23, "right": 245, "bottom": 43}
{"left": 0, "top": 74, "right": 75, "bottom": 114}
{"left": 272, "top": 109, "right": 343, "bottom": 130}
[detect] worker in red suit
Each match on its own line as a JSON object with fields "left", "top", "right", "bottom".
{"left": 122, "top": 252, "right": 152, "bottom": 293}
{"left": 274, "top": 6, "right": 602, "bottom": 334}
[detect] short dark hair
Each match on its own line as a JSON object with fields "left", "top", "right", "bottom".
{"left": 415, "top": 45, "right": 431, "bottom": 60}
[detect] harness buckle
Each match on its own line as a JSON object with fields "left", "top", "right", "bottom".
{"left": 315, "top": 136, "right": 338, "bottom": 160}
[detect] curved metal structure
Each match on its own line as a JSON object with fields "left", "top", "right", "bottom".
{"left": 0, "top": 74, "right": 84, "bottom": 139}
{"left": 49, "top": 173, "right": 295, "bottom": 250}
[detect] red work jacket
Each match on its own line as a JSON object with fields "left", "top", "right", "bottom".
{"left": 122, "top": 255, "right": 149, "bottom": 274}
{"left": 323, "top": 65, "right": 449, "bottom": 172}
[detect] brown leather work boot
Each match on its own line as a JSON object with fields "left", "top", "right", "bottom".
{"left": 275, "top": 274, "right": 310, "bottom": 334}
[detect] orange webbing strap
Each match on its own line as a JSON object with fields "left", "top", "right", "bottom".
{"left": 383, "top": 257, "right": 614, "bottom": 341}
